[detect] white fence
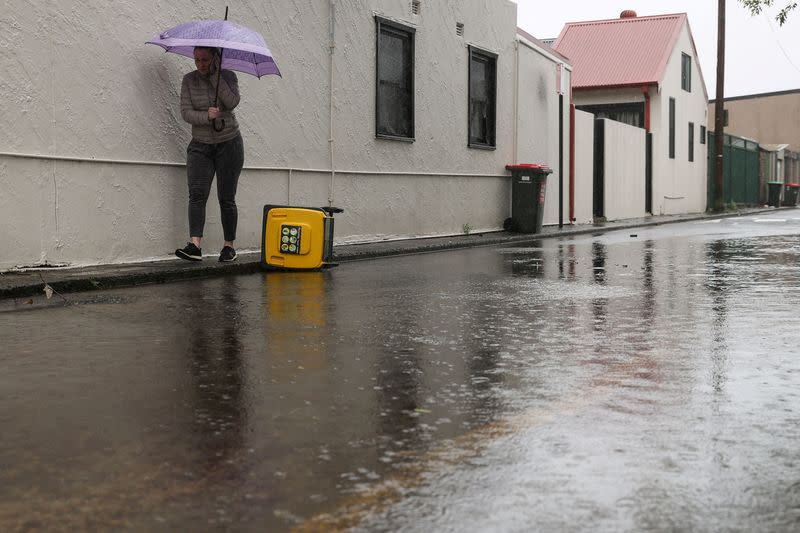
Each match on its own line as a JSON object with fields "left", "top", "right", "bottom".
{"left": 596, "top": 119, "right": 647, "bottom": 221}
{"left": 572, "top": 110, "right": 595, "bottom": 224}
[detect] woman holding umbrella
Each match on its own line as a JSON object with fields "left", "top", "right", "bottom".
{"left": 147, "top": 15, "right": 280, "bottom": 261}
{"left": 175, "top": 46, "right": 243, "bottom": 262}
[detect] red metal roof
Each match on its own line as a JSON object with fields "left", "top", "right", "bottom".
{"left": 553, "top": 13, "right": 687, "bottom": 90}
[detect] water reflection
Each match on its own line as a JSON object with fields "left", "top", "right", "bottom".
{"left": 705, "top": 240, "right": 731, "bottom": 393}
{"left": 591, "top": 241, "right": 608, "bottom": 329}
{"left": 375, "top": 313, "right": 423, "bottom": 451}
{"left": 591, "top": 241, "right": 607, "bottom": 284}
{"left": 186, "top": 277, "right": 247, "bottom": 475}
{"left": 263, "top": 271, "right": 331, "bottom": 374}
{"left": 640, "top": 240, "right": 656, "bottom": 329}
{"left": 557, "top": 242, "right": 579, "bottom": 281}
{"left": 464, "top": 295, "right": 505, "bottom": 422}
{"left": 508, "top": 240, "right": 546, "bottom": 278}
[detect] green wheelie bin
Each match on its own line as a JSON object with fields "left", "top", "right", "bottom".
{"left": 767, "top": 181, "right": 784, "bottom": 207}
{"left": 505, "top": 164, "right": 553, "bottom": 233}
{"left": 782, "top": 183, "right": 800, "bottom": 206}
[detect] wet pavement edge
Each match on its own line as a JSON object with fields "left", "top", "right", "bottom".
{"left": 0, "top": 207, "right": 792, "bottom": 300}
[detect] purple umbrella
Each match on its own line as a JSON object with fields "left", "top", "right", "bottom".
{"left": 146, "top": 18, "right": 281, "bottom": 78}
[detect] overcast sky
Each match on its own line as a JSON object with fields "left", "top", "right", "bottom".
{"left": 511, "top": 0, "right": 800, "bottom": 98}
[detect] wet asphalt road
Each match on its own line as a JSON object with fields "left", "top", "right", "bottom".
{"left": 2, "top": 211, "right": 800, "bottom": 532}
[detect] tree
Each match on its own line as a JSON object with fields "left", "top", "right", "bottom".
{"left": 739, "top": 1, "right": 797, "bottom": 25}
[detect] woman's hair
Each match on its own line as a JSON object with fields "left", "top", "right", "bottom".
{"left": 194, "top": 46, "right": 220, "bottom": 57}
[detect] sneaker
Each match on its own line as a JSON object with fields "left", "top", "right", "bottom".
{"left": 175, "top": 242, "right": 202, "bottom": 261}
{"left": 219, "top": 246, "right": 237, "bottom": 262}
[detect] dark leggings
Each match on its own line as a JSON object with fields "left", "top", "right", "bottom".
{"left": 186, "top": 134, "right": 244, "bottom": 242}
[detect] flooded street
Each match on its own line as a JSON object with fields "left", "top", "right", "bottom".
{"left": 2, "top": 211, "right": 800, "bottom": 532}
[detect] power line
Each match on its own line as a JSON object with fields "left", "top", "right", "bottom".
{"left": 762, "top": 12, "right": 800, "bottom": 77}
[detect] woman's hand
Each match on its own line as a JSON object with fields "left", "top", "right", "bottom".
{"left": 208, "top": 107, "right": 221, "bottom": 120}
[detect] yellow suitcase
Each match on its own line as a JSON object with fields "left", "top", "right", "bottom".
{"left": 261, "top": 205, "right": 343, "bottom": 270}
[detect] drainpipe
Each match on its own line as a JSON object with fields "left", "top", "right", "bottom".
{"left": 558, "top": 63, "right": 565, "bottom": 229}
{"left": 569, "top": 100, "right": 575, "bottom": 222}
{"left": 643, "top": 85, "right": 652, "bottom": 214}
{"left": 559, "top": 92, "right": 564, "bottom": 228}
{"left": 328, "top": 0, "right": 336, "bottom": 206}
{"left": 513, "top": 40, "right": 519, "bottom": 164}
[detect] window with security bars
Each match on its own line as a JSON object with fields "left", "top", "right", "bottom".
{"left": 576, "top": 103, "right": 644, "bottom": 129}
{"left": 468, "top": 46, "right": 497, "bottom": 148}
{"left": 375, "top": 17, "right": 415, "bottom": 140}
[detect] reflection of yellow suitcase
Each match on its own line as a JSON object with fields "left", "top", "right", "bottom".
{"left": 261, "top": 205, "right": 343, "bottom": 270}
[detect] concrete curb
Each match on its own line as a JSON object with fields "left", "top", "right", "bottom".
{"left": 0, "top": 207, "right": 792, "bottom": 301}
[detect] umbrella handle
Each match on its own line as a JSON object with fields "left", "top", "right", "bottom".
{"left": 210, "top": 8, "right": 229, "bottom": 134}
{"left": 211, "top": 45, "right": 225, "bottom": 133}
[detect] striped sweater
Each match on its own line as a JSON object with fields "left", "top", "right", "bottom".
{"left": 180, "top": 69, "right": 241, "bottom": 144}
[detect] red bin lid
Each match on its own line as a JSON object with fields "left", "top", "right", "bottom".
{"left": 506, "top": 163, "right": 552, "bottom": 172}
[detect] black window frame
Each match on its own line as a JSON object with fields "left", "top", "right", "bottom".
{"left": 467, "top": 46, "right": 498, "bottom": 149}
{"left": 669, "top": 97, "right": 676, "bottom": 159}
{"left": 700, "top": 125, "right": 706, "bottom": 144}
{"left": 375, "top": 16, "right": 415, "bottom": 141}
{"left": 576, "top": 102, "right": 645, "bottom": 129}
{"left": 688, "top": 122, "right": 695, "bottom": 162}
{"left": 681, "top": 53, "right": 691, "bottom": 92}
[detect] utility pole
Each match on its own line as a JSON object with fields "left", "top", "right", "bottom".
{"left": 713, "top": 0, "right": 726, "bottom": 211}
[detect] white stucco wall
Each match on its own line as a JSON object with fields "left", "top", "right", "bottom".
{"left": 515, "top": 40, "right": 572, "bottom": 227}
{"left": 2, "top": 0, "right": 567, "bottom": 270}
{"left": 570, "top": 20, "right": 708, "bottom": 218}
{"left": 648, "top": 22, "right": 708, "bottom": 215}
{"left": 602, "top": 119, "right": 647, "bottom": 221}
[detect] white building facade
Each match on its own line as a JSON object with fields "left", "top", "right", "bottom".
{"left": 1, "top": 0, "right": 570, "bottom": 270}
{"left": 555, "top": 12, "right": 708, "bottom": 218}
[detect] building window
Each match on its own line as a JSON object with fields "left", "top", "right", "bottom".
{"left": 468, "top": 46, "right": 497, "bottom": 148}
{"left": 576, "top": 103, "right": 644, "bottom": 128}
{"left": 681, "top": 53, "right": 691, "bottom": 92}
{"left": 688, "top": 122, "right": 694, "bottom": 162}
{"left": 375, "top": 17, "right": 415, "bottom": 140}
{"left": 669, "top": 98, "right": 676, "bottom": 159}
{"left": 723, "top": 109, "right": 729, "bottom": 127}
{"left": 700, "top": 125, "right": 706, "bottom": 144}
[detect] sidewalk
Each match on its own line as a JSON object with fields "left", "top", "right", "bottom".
{"left": 0, "top": 208, "right": 786, "bottom": 300}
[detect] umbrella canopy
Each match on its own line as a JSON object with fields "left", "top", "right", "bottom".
{"left": 146, "top": 19, "right": 281, "bottom": 78}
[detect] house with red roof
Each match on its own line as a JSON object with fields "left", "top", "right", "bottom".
{"left": 554, "top": 10, "right": 708, "bottom": 216}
